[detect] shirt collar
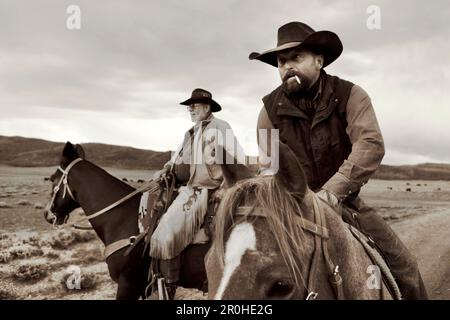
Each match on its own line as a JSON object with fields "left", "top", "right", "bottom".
{"left": 191, "top": 113, "right": 215, "bottom": 134}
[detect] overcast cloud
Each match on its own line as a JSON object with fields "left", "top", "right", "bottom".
{"left": 0, "top": 0, "right": 449, "bottom": 164}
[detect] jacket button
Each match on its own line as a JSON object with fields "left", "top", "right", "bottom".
{"left": 335, "top": 98, "right": 339, "bottom": 103}
{"left": 278, "top": 102, "right": 283, "bottom": 106}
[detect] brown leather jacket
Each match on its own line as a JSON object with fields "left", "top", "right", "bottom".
{"left": 166, "top": 114, "right": 244, "bottom": 189}
{"left": 257, "top": 71, "right": 385, "bottom": 202}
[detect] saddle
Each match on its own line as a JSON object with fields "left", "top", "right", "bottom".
{"left": 131, "top": 167, "right": 220, "bottom": 298}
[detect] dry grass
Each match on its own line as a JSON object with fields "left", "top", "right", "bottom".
{"left": 71, "top": 247, "right": 103, "bottom": 264}
{"left": 40, "top": 230, "right": 97, "bottom": 250}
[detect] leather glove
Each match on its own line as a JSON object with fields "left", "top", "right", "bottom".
{"left": 152, "top": 164, "right": 171, "bottom": 180}
{"left": 316, "top": 189, "right": 340, "bottom": 208}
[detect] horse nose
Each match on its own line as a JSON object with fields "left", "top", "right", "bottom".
{"left": 44, "top": 210, "right": 55, "bottom": 224}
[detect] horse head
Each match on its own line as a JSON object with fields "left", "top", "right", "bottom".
{"left": 44, "top": 142, "right": 85, "bottom": 226}
{"left": 206, "top": 142, "right": 327, "bottom": 299}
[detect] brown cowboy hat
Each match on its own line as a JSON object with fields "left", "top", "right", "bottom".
{"left": 179, "top": 88, "right": 221, "bottom": 112}
{"left": 249, "top": 21, "right": 343, "bottom": 68}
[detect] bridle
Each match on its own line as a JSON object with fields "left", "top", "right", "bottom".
{"left": 45, "top": 158, "right": 83, "bottom": 227}
{"left": 44, "top": 157, "right": 165, "bottom": 259}
{"left": 235, "top": 194, "right": 343, "bottom": 300}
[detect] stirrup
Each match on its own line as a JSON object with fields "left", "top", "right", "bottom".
{"left": 145, "top": 274, "right": 171, "bottom": 300}
{"left": 157, "top": 277, "right": 170, "bottom": 300}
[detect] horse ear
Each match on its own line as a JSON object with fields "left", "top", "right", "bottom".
{"left": 75, "top": 144, "right": 86, "bottom": 159}
{"left": 219, "top": 148, "right": 253, "bottom": 188}
{"left": 220, "top": 162, "right": 253, "bottom": 188}
{"left": 62, "top": 142, "right": 77, "bottom": 161}
{"left": 274, "top": 142, "right": 307, "bottom": 197}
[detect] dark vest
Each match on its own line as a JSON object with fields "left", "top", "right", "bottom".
{"left": 263, "top": 73, "right": 354, "bottom": 191}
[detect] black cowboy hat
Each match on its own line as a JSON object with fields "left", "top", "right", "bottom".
{"left": 179, "top": 88, "right": 222, "bottom": 112}
{"left": 249, "top": 21, "right": 343, "bottom": 68}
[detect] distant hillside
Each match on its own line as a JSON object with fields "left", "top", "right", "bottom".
{"left": 1, "top": 136, "right": 450, "bottom": 180}
{"left": 0, "top": 135, "right": 170, "bottom": 170}
{"left": 373, "top": 163, "right": 450, "bottom": 181}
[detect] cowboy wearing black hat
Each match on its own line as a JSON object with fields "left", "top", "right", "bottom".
{"left": 147, "top": 88, "right": 244, "bottom": 284}
{"left": 251, "top": 21, "right": 427, "bottom": 299}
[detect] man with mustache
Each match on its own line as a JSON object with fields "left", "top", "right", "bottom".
{"left": 251, "top": 21, "right": 427, "bottom": 299}
{"left": 145, "top": 88, "right": 245, "bottom": 288}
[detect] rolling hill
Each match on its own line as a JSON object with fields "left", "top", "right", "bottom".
{"left": 0, "top": 135, "right": 170, "bottom": 170}
{"left": 1, "top": 135, "right": 450, "bottom": 180}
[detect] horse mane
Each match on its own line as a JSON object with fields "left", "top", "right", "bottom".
{"left": 213, "top": 175, "right": 309, "bottom": 288}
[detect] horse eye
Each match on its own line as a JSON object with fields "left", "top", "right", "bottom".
{"left": 266, "top": 280, "right": 294, "bottom": 298}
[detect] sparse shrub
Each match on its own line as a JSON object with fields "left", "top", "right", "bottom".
{"left": 71, "top": 248, "right": 103, "bottom": 264}
{"left": 72, "top": 231, "right": 96, "bottom": 243}
{"left": 80, "top": 273, "right": 98, "bottom": 290}
{"left": 0, "top": 201, "right": 11, "bottom": 208}
{"left": 16, "top": 199, "right": 32, "bottom": 206}
{"left": 21, "top": 235, "right": 39, "bottom": 246}
{"left": 9, "top": 245, "right": 44, "bottom": 259}
{"left": 14, "top": 264, "right": 48, "bottom": 282}
{"left": 0, "top": 252, "right": 12, "bottom": 263}
{"left": 0, "top": 289, "right": 17, "bottom": 300}
{"left": 49, "top": 238, "right": 68, "bottom": 250}
{"left": 34, "top": 203, "right": 44, "bottom": 209}
{"left": 47, "top": 230, "right": 96, "bottom": 250}
{"left": 46, "top": 252, "right": 60, "bottom": 259}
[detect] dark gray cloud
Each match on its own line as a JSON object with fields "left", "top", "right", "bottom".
{"left": 0, "top": 0, "right": 449, "bottom": 164}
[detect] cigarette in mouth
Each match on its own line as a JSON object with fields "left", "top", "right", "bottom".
{"left": 295, "top": 75, "right": 301, "bottom": 85}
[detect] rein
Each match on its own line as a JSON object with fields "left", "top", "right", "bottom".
{"left": 235, "top": 194, "right": 343, "bottom": 300}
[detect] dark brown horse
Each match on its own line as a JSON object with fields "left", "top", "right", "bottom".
{"left": 44, "top": 142, "right": 209, "bottom": 299}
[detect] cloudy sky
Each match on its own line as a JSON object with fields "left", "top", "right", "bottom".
{"left": 0, "top": 0, "right": 449, "bottom": 164}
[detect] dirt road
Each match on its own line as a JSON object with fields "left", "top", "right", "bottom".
{"left": 391, "top": 209, "right": 450, "bottom": 299}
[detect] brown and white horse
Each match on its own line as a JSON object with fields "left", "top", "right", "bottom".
{"left": 206, "top": 142, "right": 394, "bottom": 300}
